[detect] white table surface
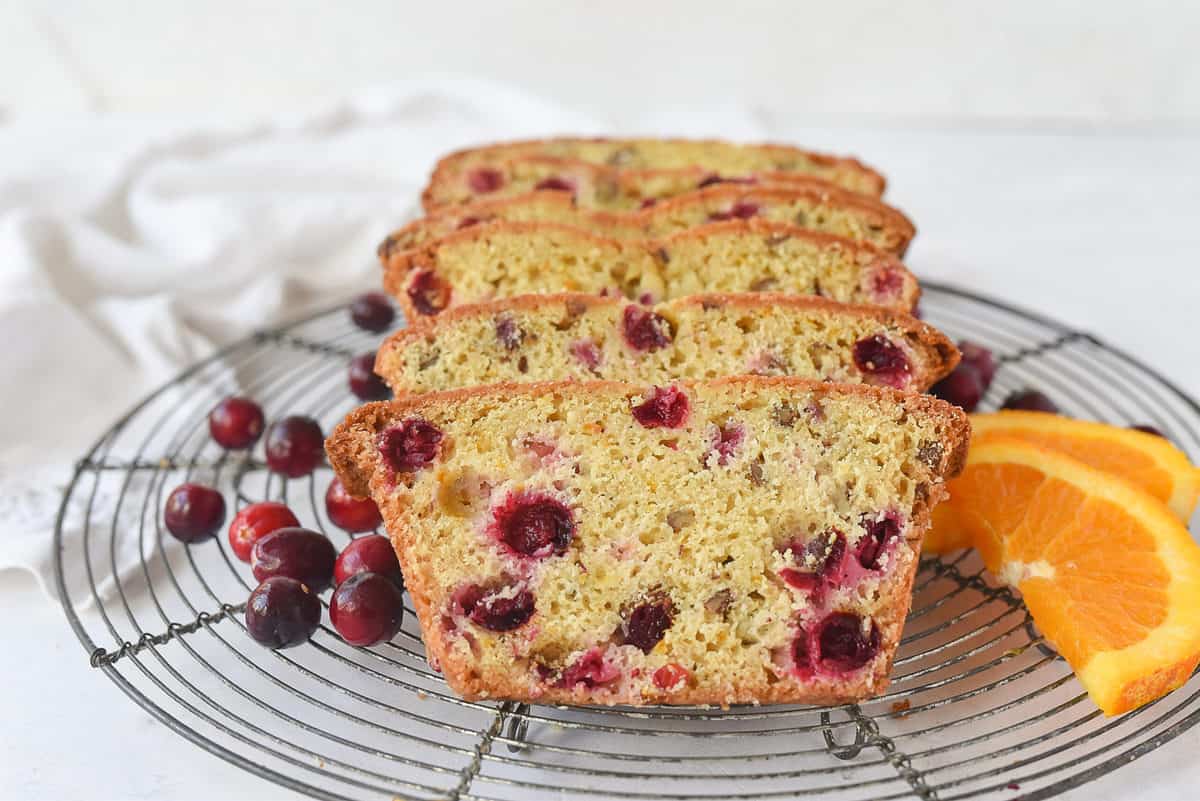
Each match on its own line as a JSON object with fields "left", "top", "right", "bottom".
{"left": 3, "top": 119, "right": 1199, "bottom": 801}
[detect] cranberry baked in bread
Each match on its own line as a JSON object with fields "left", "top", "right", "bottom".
{"left": 375, "top": 293, "right": 957, "bottom": 396}
{"left": 383, "top": 220, "right": 917, "bottom": 320}
{"left": 428, "top": 137, "right": 886, "bottom": 199}
{"left": 326, "top": 377, "right": 968, "bottom": 706}
{"left": 384, "top": 184, "right": 915, "bottom": 260}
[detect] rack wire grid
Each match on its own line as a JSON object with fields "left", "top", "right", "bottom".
{"left": 55, "top": 280, "right": 1200, "bottom": 801}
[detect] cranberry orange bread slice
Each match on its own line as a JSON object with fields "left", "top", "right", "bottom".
{"left": 384, "top": 184, "right": 915, "bottom": 260}
{"left": 430, "top": 138, "right": 886, "bottom": 198}
{"left": 375, "top": 293, "right": 958, "bottom": 396}
{"left": 423, "top": 154, "right": 871, "bottom": 212}
{"left": 383, "top": 220, "right": 917, "bottom": 320}
{"left": 326, "top": 377, "right": 970, "bottom": 706}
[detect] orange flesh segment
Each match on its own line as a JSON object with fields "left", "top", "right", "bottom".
{"left": 950, "top": 438, "right": 1200, "bottom": 715}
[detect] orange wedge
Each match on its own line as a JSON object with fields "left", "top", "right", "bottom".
{"left": 924, "top": 412, "right": 1200, "bottom": 553}
{"left": 951, "top": 437, "right": 1200, "bottom": 715}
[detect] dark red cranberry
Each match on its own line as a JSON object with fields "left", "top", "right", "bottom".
{"left": 490, "top": 492, "right": 575, "bottom": 558}
{"left": 632, "top": 386, "right": 690, "bottom": 429}
{"left": 349, "top": 291, "right": 395, "bottom": 332}
{"left": 707, "top": 201, "right": 759, "bottom": 222}
{"left": 622, "top": 305, "right": 674, "bottom": 352}
{"left": 652, "top": 663, "right": 690, "bottom": 690}
{"left": 334, "top": 534, "right": 403, "bottom": 587}
{"left": 869, "top": 262, "right": 905, "bottom": 301}
{"left": 816, "top": 612, "right": 880, "bottom": 672}
{"left": 1131, "top": 424, "right": 1165, "bottom": 437}
{"left": 931, "top": 363, "right": 984, "bottom": 412}
{"left": 348, "top": 352, "right": 390, "bottom": 401}
{"left": 264, "top": 416, "right": 324, "bottom": 477}
{"left": 570, "top": 339, "right": 603, "bottom": 372}
{"left": 208, "top": 396, "right": 265, "bottom": 449}
{"left": 559, "top": 647, "right": 620, "bottom": 688}
{"left": 245, "top": 576, "right": 321, "bottom": 649}
{"left": 251, "top": 527, "right": 337, "bottom": 592}
{"left": 377, "top": 417, "right": 444, "bottom": 475}
{"left": 638, "top": 198, "right": 658, "bottom": 209}
{"left": 1001, "top": 390, "right": 1058, "bottom": 413}
{"left": 857, "top": 514, "right": 900, "bottom": 570}
{"left": 708, "top": 423, "right": 745, "bottom": 466}
{"left": 164, "top": 483, "right": 226, "bottom": 543}
{"left": 792, "top": 628, "right": 813, "bottom": 674}
{"left": 622, "top": 598, "right": 674, "bottom": 653}
{"left": 407, "top": 269, "right": 451, "bottom": 315}
{"left": 779, "top": 531, "right": 845, "bottom": 591}
{"left": 325, "top": 476, "right": 383, "bottom": 533}
{"left": 958, "top": 341, "right": 997, "bottom": 388}
{"left": 330, "top": 572, "right": 406, "bottom": 646}
{"left": 455, "top": 582, "right": 537, "bottom": 631}
{"left": 456, "top": 215, "right": 483, "bottom": 230}
{"left": 533, "top": 176, "right": 575, "bottom": 192}
{"left": 467, "top": 167, "right": 504, "bottom": 193}
{"left": 227, "top": 501, "right": 299, "bottom": 562}
{"left": 495, "top": 315, "right": 524, "bottom": 350}
{"left": 852, "top": 334, "right": 911, "bottom": 388}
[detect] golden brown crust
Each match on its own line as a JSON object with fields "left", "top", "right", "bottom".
{"left": 381, "top": 183, "right": 914, "bottom": 263}
{"left": 325, "top": 378, "right": 970, "bottom": 706}
{"left": 380, "top": 217, "right": 919, "bottom": 320}
{"left": 374, "top": 290, "right": 959, "bottom": 395}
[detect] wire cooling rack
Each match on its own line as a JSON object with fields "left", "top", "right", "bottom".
{"left": 55, "top": 281, "right": 1200, "bottom": 801}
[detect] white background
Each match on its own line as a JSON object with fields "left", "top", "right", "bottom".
{"left": 2, "top": 3, "right": 1199, "bottom": 801}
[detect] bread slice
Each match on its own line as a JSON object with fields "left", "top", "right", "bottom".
{"left": 385, "top": 184, "right": 915, "bottom": 259}
{"left": 375, "top": 292, "right": 958, "bottom": 397}
{"left": 428, "top": 137, "right": 886, "bottom": 198}
{"left": 382, "top": 219, "right": 918, "bottom": 321}
{"left": 326, "top": 377, "right": 969, "bottom": 706}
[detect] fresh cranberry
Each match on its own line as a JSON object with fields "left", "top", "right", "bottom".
{"left": 347, "top": 353, "right": 390, "bottom": 401}
{"left": 264, "top": 416, "right": 324, "bottom": 477}
{"left": 857, "top": 514, "right": 900, "bottom": 570}
{"left": 495, "top": 316, "right": 524, "bottom": 350}
{"left": 1131, "top": 424, "right": 1165, "bottom": 437}
{"left": 227, "top": 501, "right": 299, "bottom": 562}
{"left": 622, "top": 598, "right": 674, "bottom": 653}
{"left": 245, "top": 576, "right": 321, "bottom": 649}
{"left": 325, "top": 476, "right": 383, "bottom": 533}
{"left": 456, "top": 215, "right": 483, "bottom": 230}
{"left": 533, "top": 176, "right": 575, "bottom": 192}
{"left": 869, "top": 262, "right": 905, "bottom": 301}
{"left": 778, "top": 531, "right": 845, "bottom": 591}
{"left": 559, "top": 646, "right": 620, "bottom": 688}
{"left": 708, "top": 423, "right": 745, "bottom": 466}
{"left": 164, "top": 483, "right": 226, "bottom": 543}
{"left": 455, "top": 582, "right": 537, "bottom": 631}
{"left": 958, "top": 341, "right": 997, "bottom": 387}
{"left": 330, "top": 572, "right": 406, "bottom": 646}
{"left": 792, "top": 628, "right": 813, "bottom": 675}
{"left": 490, "top": 492, "right": 575, "bottom": 558}
{"left": 1001, "top": 390, "right": 1058, "bottom": 413}
{"left": 815, "top": 612, "right": 880, "bottom": 672}
{"left": 852, "top": 334, "right": 911, "bottom": 388}
{"left": 251, "top": 527, "right": 337, "bottom": 592}
{"left": 334, "top": 534, "right": 403, "bottom": 587}
{"left": 632, "top": 386, "right": 690, "bottom": 429}
{"left": 467, "top": 167, "right": 504, "bottom": 193}
{"left": 570, "top": 339, "right": 603, "bottom": 371}
{"left": 707, "top": 201, "right": 759, "bottom": 222}
{"left": 350, "top": 292, "right": 394, "bottom": 332}
{"left": 639, "top": 198, "right": 658, "bottom": 209}
{"left": 931, "top": 363, "right": 984, "bottom": 412}
{"left": 407, "top": 269, "right": 451, "bottom": 316}
{"left": 622, "top": 305, "right": 674, "bottom": 352}
{"left": 208, "top": 396, "right": 265, "bottom": 449}
{"left": 377, "top": 417, "right": 444, "bottom": 475}
{"left": 652, "top": 663, "right": 690, "bottom": 691}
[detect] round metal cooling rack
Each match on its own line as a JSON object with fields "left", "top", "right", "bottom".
{"left": 55, "top": 281, "right": 1200, "bottom": 801}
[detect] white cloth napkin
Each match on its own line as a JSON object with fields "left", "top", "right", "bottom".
{"left": 0, "top": 78, "right": 609, "bottom": 600}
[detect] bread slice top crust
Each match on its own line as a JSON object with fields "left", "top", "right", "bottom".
{"left": 429, "top": 137, "right": 887, "bottom": 197}
{"left": 375, "top": 291, "right": 958, "bottom": 396}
